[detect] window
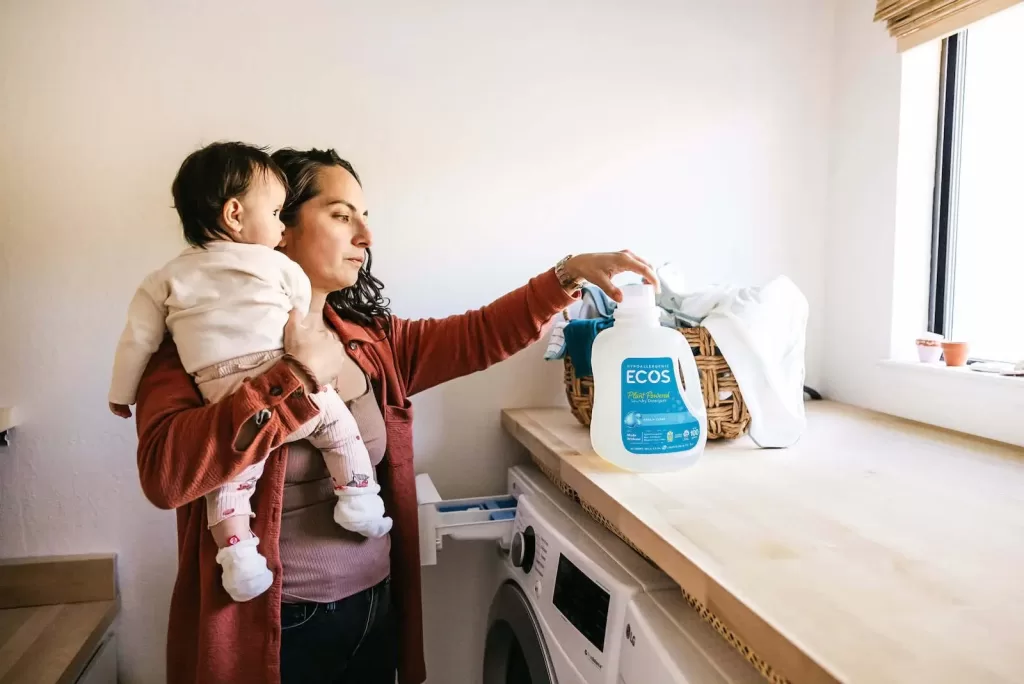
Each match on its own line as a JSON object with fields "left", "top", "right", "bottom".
{"left": 929, "top": 4, "right": 1024, "bottom": 362}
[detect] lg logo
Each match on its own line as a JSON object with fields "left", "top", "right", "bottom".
{"left": 625, "top": 369, "right": 672, "bottom": 384}
{"left": 625, "top": 623, "right": 636, "bottom": 647}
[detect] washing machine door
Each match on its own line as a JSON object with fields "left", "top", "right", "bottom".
{"left": 483, "top": 581, "right": 556, "bottom": 684}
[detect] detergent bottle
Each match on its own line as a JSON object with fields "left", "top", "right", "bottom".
{"left": 590, "top": 283, "right": 707, "bottom": 472}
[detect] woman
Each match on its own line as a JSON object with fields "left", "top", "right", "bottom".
{"left": 134, "top": 147, "right": 656, "bottom": 684}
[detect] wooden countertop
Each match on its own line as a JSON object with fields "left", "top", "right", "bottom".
{"left": 0, "top": 555, "right": 118, "bottom": 684}
{"left": 501, "top": 402, "right": 1024, "bottom": 684}
{"left": 0, "top": 601, "right": 117, "bottom": 684}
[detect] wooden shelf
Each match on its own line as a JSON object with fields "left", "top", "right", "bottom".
{"left": 0, "top": 554, "right": 118, "bottom": 684}
{"left": 0, "top": 601, "right": 117, "bottom": 684}
{"left": 0, "top": 554, "right": 117, "bottom": 609}
{"left": 502, "top": 402, "right": 1024, "bottom": 684}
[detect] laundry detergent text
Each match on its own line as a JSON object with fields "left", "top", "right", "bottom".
{"left": 620, "top": 357, "right": 700, "bottom": 455}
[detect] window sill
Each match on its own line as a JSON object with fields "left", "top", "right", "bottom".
{"left": 879, "top": 359, "right": 1024, "bottom": 386}
{"left": 870, "top": 360, "right": 1024, "bottom": 446}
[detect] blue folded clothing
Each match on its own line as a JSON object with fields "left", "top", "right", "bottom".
{"left": 544, "top": 285, "right": 618, "bottom": 362}
{"left": 579, "top": 284, "right": 616, "bottom": 319}
{"left": 563, "top": 318, "right": 614, "bottom": 377}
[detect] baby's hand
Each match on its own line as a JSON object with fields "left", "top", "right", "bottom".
{"left": 109, "top": 402, "right": 132, "bottom": 419}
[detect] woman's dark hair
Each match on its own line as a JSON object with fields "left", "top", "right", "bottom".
{"left": 271, "top": 148, "right": 391, "bottom": 330}
{"left": 172, "top": 142, "right": 288, "bottom": 247}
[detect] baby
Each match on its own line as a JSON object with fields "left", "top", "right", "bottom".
{"left": 109, "top": 142, "right": 392, "bottom": 602}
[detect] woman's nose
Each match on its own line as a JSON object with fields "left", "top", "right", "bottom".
{"left": 354, "top": 217, "right": 373, "bottom": 247}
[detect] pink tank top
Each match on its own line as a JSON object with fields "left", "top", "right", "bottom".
{"left": 279, "top": 389, "right": 390, "bottom": 603}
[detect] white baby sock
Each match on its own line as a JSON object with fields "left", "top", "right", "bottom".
{"left": 215, "top": 536, "right": 273, "bottom": 602}
{"left": 334, "top": 483, "right": 393, "bottom": 538}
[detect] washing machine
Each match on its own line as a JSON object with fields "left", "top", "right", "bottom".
{"left": 483, "top": 466, "right": 762, "bottom": 684}
{"left": 620, "top": 590, "right": 762, "bottom": 683}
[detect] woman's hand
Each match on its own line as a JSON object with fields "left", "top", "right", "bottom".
{"left": 562, "top": 251, "right": 659, "bottom": 302}
{"left": 283, "top": 309, "right": 346, "bottom": 391}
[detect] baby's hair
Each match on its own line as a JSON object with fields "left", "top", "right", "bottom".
{"left": 171, "top": 141, "right": 288, "bottom": 247}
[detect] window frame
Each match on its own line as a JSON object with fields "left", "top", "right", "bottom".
{"left": 928, "top": 30, "right": 967, "bottom": 339}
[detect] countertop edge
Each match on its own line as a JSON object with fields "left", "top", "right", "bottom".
{"left": 500, "top": 407, "right": 842, "bottom": 684}
{"left": 56, "top": 599, "right": 119, "bottom": 684}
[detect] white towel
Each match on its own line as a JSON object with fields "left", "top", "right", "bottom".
{"left": 703, "top": 276, "right": 808, "bottom": 448}
{"left": 655, "top": 264, "right": 739, "bottom": 328}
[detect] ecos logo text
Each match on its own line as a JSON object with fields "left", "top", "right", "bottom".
{"left": 625, "top": 369, "right": 671, "bottom": 384}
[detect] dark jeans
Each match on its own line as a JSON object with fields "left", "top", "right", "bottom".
{"left": 280, "top": 577, "right": 397, "bottom": 684}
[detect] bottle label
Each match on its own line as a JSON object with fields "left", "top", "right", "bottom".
{"left": 620, "top": 357, "right": 700, "bottom": 454}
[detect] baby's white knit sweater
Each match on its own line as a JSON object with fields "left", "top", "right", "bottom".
{"left": 108, "top": 241, "right": 311, "bottom": 404}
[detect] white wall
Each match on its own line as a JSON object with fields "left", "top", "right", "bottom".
{"left": 821, "top": 0, "right": 904, "bottom": 402}
{"left": 0, "top": 1, "right": 836, "bottom": 681}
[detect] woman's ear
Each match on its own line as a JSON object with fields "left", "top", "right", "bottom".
{"left": 221, "top": 198, "right": 244, "bottom": 236}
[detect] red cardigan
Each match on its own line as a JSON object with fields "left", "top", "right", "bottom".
{"left": 134, "top": 268, "right": 575, "bottom": 684}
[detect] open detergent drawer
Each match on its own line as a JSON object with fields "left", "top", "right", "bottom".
{"left": 416, "top": 473, "right": 517, "bottom": 566}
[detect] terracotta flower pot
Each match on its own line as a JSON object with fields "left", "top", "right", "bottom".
{"left": 941, "top": 341, "right": 969, "bottom": 367}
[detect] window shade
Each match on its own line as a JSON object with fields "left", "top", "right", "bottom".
{"left": 875, "top": 0, "right": 1023, "bottom": 50}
